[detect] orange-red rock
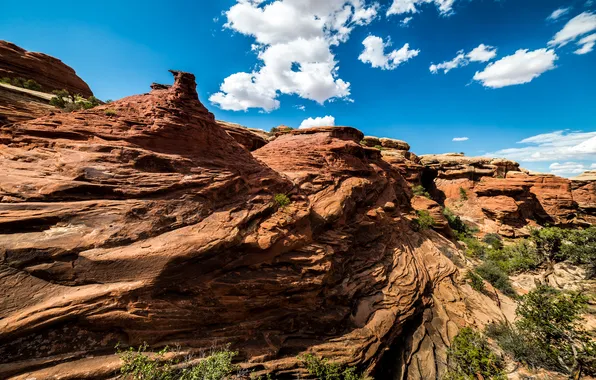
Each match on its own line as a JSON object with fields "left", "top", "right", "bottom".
{"left": 0, "top": 40, "right": 92, "bottom": 97}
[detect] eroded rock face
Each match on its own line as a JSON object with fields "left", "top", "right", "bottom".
{"left": 0, "top": 40, "right": 92, "bottom": 97}
{"left": 216, "top": 120, "right": 269, "bottom": 151}
{"left": 0, "top": 72, "right": 510, "bottom": 379}
{"left": 0, "top": 84, "right": 56, "bottom": 126}
{"left": 418, "top": 154, "right": 595, "bottom": 236}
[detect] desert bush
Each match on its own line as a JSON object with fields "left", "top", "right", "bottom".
{"left": 299, "top": 354, "right": 368, "bottom": 380}
{"left": 466, "top": 271, "right": 486, "bottom": 293}
{"left": 118, "top": 344, "right": 238, "bottom": 380}
{"left": 485, "top": 240, "right": 541, "bottom": 274}
{"left": 444, "top": 327, "right": 505, "bottom": 380}
{"left": 459, "top": 236, "right": 486, "bottom": 258}
{"left": 412, "top": 185, "right": 431, "bottom": 199}
{"left": 487, "top": 285, "right": 595, "bottom": 377}
{"left": 443, "top": 208, "right": 471, "bottom": 237}
{"left": 475, "top": 261, "right": 516, "bottom": 297}
{"left": 49, "top": 96, "right": 66, "bottom": 108}
{"left": 23, "top": 79, "right": 42, "bottom": 91}
{"left": 414, "top": 210, "right": 435, "bottom": 231}
{"left": 459, "top": 187, "right": 468, "bottom": 201}
{"left": 482, "top": 233, "right": 503, "bottom": 250}
{"left": 0, "top": 77, "right": 11, "bottom": 84}
{"left": 270, "top": 126, "right": 294, "bottom": 133}
{"left": 274, "top": 193, "right": 290, "bottom": 208}
{"left": 105, "top": 109, "right": 118, "bottom": 116}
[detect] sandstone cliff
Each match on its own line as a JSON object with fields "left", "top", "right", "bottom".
{"left": 0, "top": 40, "right": 92, "bottom": 97}
{"left": 0, "top": 71, "right": 513, "bottom": 379}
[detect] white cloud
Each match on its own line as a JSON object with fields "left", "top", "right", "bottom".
{"left": 400, "top": 16, "right": 413, "bottom": 26}
{"left": 299, "top": 115, "right": 335, "bottom": 129}
{"left": 467, "top": 44, "right": 498, "bottom": 62}
{"left": 295, "top": 105, "right": 306, "bottom": 111}
{"left": 547, "top": 7, "right": 571, "bottom": 21}
{"left": 575, "top": 33, "right": 596, "bottom": 54}
{"left": 359, "top": 36, "right": 420, "bottom": 70}
{"left": 549, "top": 162, "right": 588, "bottom": 176}
{"left": 489, "top": 130, "right": 596, "bottom": 162}
{"left": 452, "top": 137, "right": 469, "bottom": 142}
{"left": 430, "top": 44, "right": 497, "bottom": 74}
{"left": 548, "top": 12, "right": 596, "bottom": 47}
{"left": 210, "top": 0, "right": 379, "bottom": 111}
{"left": 591, "top": 163, "right": 596, "bottom": 169}
{"left": 430, "top": 51, "right": 467, "bottom": 73}
{"left": 473, "top": 48, "right": 557, "bottom": 88}
{"left": 387, "top": 0, "right": 457, "bottom": 16}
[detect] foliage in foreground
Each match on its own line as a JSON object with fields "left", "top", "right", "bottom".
{"left": 486, "top": 285, "right": 596, "bottom": 377}
{"left": 412, "top": 185, "right": 431, "bottom": 199}
{"left": 443, "top": 208, "right": 473, "bottom": 238}
{"left": 414, "top": 210, "right": 435, "bottom": 231}
{"left": 300, "top": 354, "right": 369, "bottom": 380}
{"left": 274, "top": 193, "right": 291, "bottom": 208}
{"left": 444, "top": 327, "right": 505, "bottom": 380}
{"left": 118, "top": 344, "right": 238, "bottom": 380}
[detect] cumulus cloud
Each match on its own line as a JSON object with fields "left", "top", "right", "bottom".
{"left": 473, "top": 48, "right": 557, "bottom": 88}
{"left": 452, "top": 137, "right": 469, "bottom": 142}
{"left": 489, "top": 130, "right": 596, "bottom": 162}
{"left": 467, "top": 44, "right": 498, "bottom": 62}
{"left": 299, "top": 115, "right": 335, "bottom": 129}
{"left": 401, "top": 16, "right": 413, "bottom": 26}
{"left": 430, "top": 44, "right": 496, "bottom": 74}
{"left": 359, "top": 36, "right": 420, "bottom": 70}
{"left": 548, "top": 11, "right": 596, "bottom": 47}
{"left": 387, "top": 0, "right": 457, "bottom": 16}
{"left": 549, "top": 162, "right": 589, "bottom": 176}
{"left": 547, "top": 7, "right": 571, "bottom": 21}
{"left": 575, "top": 33, "right": 596, "bottom": 54}
{"left": 210, "top": 0, "right": 379, "bottom": 112}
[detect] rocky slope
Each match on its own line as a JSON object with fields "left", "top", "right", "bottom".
{"left": 0, "top": 71, "right": 516, "bottom": 379}
{"left": 0, "top": 40, "right": 92, "bottom": 97}
{"left": 0, "top": 83, "right": 56, "bottom": 126}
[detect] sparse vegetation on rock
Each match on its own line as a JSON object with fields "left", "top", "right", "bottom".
{"left": 414, "top": 210, "right": 435, "bottom": 230}
{"left": 0, "top": 76, "right": 42, "bottom": 91}
{"left": 274, "top": 193, "right": 290, "bottom": 208}
{"left": 444, "top": 327, "right": 505, "bottom": 380}
{"left": 412, "top": 185, "right": 431, "bottom": 199}
{"left": 300, "top": 354, "right": 369, "bottom": 380}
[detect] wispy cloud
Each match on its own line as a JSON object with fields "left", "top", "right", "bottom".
{"left": 489, "top": 130, "right": 596, "bottom": 162}
{"left": 452, "top": 137, "right": 469, "bottom": 142}
{"left": 547, "top": 7, "right": 571, "bottom": 21}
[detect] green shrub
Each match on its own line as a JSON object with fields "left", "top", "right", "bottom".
{"left": 49, "top": 96, "right": 66, "bottom": 108}
{"left": 0, "top": 77, "right": 11, "bottom": 84}
{"left": 459, "top": 236, "right": 486, "bottom": 258}
{"left": 482, "top": 233, "right": 503, "bottom": 250}
{"left": 459, "top": 187, "right": 468, "bottom": 201}
{"left": 118, "top": 344, "right": 238, "bottom": 380}
{"left": 485, "top": 240, "right": 541, "bottom": 274}
{"left": 445, "top": 327, "right": 505, "bottom": 380}
{"left": 412, "top": 185, "right": 431, "bottom": 199}
{"left": 414, "top": 210, "right": 435, "bottom": 231}
{"left": 105, "top": 109, "right": 118, "bottom": 116}
{"left": 299, "top": 354, "right": 368, "bottom": 380}
{"left": 11, "top": 77, "right": 26, "bottom": 87}
{"left": 466, "top": 271, "right": 486, "bottom": 293}
{"left": 487, "top": 285, "right": 596, "bottom": 377}
{"left": 23, "top": 79, "right": 42, "bottom": 91}
{"left": 444, "top": 208, "right": 471, "bottom": 237}
{"left": 475, "top": 261, "right": 516, "bottom": 297}
{"left": 274, "top": 193, "right": 290, "bottom": 208}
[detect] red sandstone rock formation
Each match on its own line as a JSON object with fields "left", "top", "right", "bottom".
{"left": 419, "top": 154, "right": 595, "bottom": 236}
{"left": 0, "top": 84, "right": 56, "bottom": 125}
{"left": 216, "top": 120, "right": 269, "bottom": 151}
{"left": 0, "top": 71, "right": 510, "bottom": 379}
{"left": 0, "top": 40, "right": 92, "bottom": 97}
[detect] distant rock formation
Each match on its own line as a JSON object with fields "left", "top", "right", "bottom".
{"left": 0, "top": 40, "right": 92, "bottom": 97}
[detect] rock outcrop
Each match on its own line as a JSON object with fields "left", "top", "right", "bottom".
{"left": 0, "top": 40, "right": 92, "bottom": 97}
{"left": 418, "top": 154, "right": 595, "bottom": 236}
{"left": 0, "top": 84, "right": 56, "bottom": 126}
{"left": 216, "top": 120, "right": 269, "bottom": 151}
{"left": 0, "top": 71, "right": 512, "bottom": 379}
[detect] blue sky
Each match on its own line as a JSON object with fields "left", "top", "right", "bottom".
{"left": 1, "top": 0, "right": 595, "bottom": 176}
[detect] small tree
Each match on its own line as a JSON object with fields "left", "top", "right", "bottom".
{"left": 412, "top": 185, "right": 431, "bottom": 199}
{"left": 414, "top": 210, "right": 435, "bottom": 231}
{"left": 459, "top": 187, "right": 468, "bottom": 201}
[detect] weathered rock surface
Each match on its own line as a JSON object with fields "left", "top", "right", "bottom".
{"left": 418, "top": 154, "right": 595, "bottom": 236}
{"left": 0, "top": 40, "right": 92, "bottom": 97}
{"left": 216, "top": 120, "right": 269, "bottom": 151}
{"left": 0, "top": 84, "right": 56, "bottom": 126}
{"left": 0, "top": 72, "right": 512, "bottom": 379}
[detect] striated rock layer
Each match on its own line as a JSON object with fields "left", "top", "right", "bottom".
{"left": 0, "top": 40, "right": 92, "bottom": 97}
{"left": 419, "top": 154, "right": 596, "bottom": 236}
{"left": 0, "top": 71, "right": 510, "bottom": 379}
